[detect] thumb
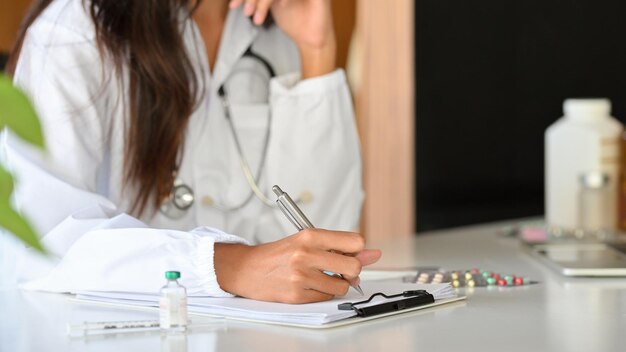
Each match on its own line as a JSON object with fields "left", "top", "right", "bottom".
{"left": 345, "top": 249, "right": 382, "bottom": 291}
{"left": 355, "top": 249, "right": 382, "bottom": 267}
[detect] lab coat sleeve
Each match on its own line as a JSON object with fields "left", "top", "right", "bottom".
{"left": 19, "top": 205, "right": 246, "bottom": 296}
{"left": 263, "top": 69, "right": 363, "bottom": 238}
{"left": 3, "top": 19, "right": 247, "bottom": 296}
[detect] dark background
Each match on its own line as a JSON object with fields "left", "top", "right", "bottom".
{"left": 415, "top": 0, "right": 626, "bottom": 231}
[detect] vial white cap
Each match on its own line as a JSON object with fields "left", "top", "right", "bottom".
{"left": 563, "top": 98, "right": 611, "bottom": 120}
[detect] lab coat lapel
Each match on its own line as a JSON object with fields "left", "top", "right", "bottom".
{"left": 212, "top": 8, "right": 259, "bottom": 90}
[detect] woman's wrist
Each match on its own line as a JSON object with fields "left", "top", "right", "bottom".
{"left": 214, "top": 243, "right": 253, "bottom": 295}
{"left": 298, "top": 39, "right": 337, "bottom": 80}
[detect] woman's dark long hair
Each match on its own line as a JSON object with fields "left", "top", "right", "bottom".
{"left": 7, "top": 0, "right": 201, "bottom": 216}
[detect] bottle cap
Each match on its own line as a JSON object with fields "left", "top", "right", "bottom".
{"left": 563, "top": 99, "right": 611, "bottom": 121}
{"left": 165, "top": 271, "right": 181, "bottom": 280}
{"left": 579, "top": 172, "right": 609, "bottom": 189}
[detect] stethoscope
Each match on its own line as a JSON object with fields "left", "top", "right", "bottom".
{"left": 160, "top": 46, "right": 309, "bottom": 219}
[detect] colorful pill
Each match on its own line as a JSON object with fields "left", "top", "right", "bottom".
{"left": 451, "top": 273, "right": 459, "bottom": 280}
{"left": 452, "top": 280, "right": 460, "bottom": 287}
{"left": 467, "top": 279, "right": 475, "bottom": 287}
{"left": 514, "top": 277, "right": 524, "bottom": 285}
{"left": 486, "top": 277, "right": 496, "bottom": 285}
{"left": 482, "top": 272, "right": 491, "bottom": 278}
{"left": 465, "top": 272, "right": 473, "bottom": 280}
{"left": 497, "top": 279, "right": 507, "bottom": 286}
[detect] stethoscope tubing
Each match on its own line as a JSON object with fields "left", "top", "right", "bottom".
{"left": 160, "top": 46, "right": 303, "bottom": 218}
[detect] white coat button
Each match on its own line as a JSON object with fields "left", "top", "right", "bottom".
{"left": 201, "top": 196, "right": 214, "bottom": 207}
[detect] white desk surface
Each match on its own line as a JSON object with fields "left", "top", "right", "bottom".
{"left": 2, "top": 220, "right": 626, "bottom": 352}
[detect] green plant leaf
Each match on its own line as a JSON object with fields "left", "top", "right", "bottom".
{"left": 0, "top": 201, "right": 45, "bottom": 253}
{"left": 0, "top": 74, "right": 45, "bottom": 148}
{"left": 0, "top": 165, "right": 13, "bottom": 201}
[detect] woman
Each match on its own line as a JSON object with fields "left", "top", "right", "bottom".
{"left": 2, "top": 0, "right": 381, "bottom": 304}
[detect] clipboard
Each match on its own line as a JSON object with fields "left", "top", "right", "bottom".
{"left": 70, "top": 294, "right": 467, "bottom": 330}
{"left": 71, "top": 282, "right": 466, "bottom": 329}
{"left": 68, "top": 296, "right": 467, "bottom": 330}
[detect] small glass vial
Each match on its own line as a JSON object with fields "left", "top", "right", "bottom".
{"left": 578, "top": 172, "right": 611, "bottom": 235}
{"left": 161, "top": 332, "right": 188, "bottom": 352}
{"left": 159, "top": 271, "right": 188, "bottom": 332}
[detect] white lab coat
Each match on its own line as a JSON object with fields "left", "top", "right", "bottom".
{"left": 0, "top": 0, "right": 363, "bottom": 296}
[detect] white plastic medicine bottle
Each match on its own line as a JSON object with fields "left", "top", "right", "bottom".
{"left": 545, "top": 99, "right": 623, "bottom": 231}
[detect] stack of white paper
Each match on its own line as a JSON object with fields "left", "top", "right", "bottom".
{"left": 76, "top": 282, "right": 457, "bottom": 326}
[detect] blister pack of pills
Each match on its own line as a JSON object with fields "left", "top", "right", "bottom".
{"left": 405, "top": 268, "right": 535, "bottom": 288}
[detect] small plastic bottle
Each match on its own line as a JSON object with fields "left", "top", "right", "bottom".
{"left": 159, "top": 271, "right": 188, "bottom": 332}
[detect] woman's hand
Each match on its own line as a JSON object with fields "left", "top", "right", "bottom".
{"left": 229, "top": 0, "right": 336, "bottom": 79}
{"left": 214, "top": 229, "right": 382, "bottom": 304}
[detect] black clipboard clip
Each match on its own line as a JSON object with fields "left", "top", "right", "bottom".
{"left": 337, "top": 290, "right": 435, "bottom": 317}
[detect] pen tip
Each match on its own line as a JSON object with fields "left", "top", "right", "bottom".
{"left": 355, "top": 285, "right": 364, "bottom": 296}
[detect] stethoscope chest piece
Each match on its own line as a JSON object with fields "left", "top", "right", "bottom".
{"left": 160, "top": 179, "right": 195, "bottom": 219}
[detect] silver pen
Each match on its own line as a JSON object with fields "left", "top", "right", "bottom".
{"left": 272, "top": 185, "right": 364, "bottom": 295}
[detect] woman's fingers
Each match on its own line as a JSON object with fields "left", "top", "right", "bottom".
{"left": 243, "top": 0, "right": 257, "bottom": 17}
{"left": 303, "top": 270, "right": 351, "bottom": 297}
{"left": 297, "top": 229, "right": 365, "bottom": 254}
{"left": 289, "top": 239, "right": 382, "bottom": 298}
{"left": 230, "top": 0, "right": 259, "bottom": 19}
{"left": 292, "top": 229, "right": 381, "bottom": 279}
{"left": 356, "top": 249, "right": 382, "bottom": 266}
{"left": 284, "top": 245, "right": 360, "bottom": 278}
{"left": 316, "top": 249, "right": 382, "bottom": 295}
{"left": 304, "top": 249, "right": 362, "bottom": 279}
{"left": 229, "top": 0, "right": 244, "bottom": 9}
{"left": 231, "top": 0, "right": 277, "bottom": 26}
{"left": 279, "top": 267, "right": 351, "bottom": 303}
{"left": 253, "top": 0, "right": 273, "bottom": 25}
{"left": 345, "top": 250, "right": 382, "bottom": 289}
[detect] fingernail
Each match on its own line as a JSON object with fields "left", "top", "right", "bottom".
{"left": 354, "top": 277, "right": 361, "bottom": 287}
